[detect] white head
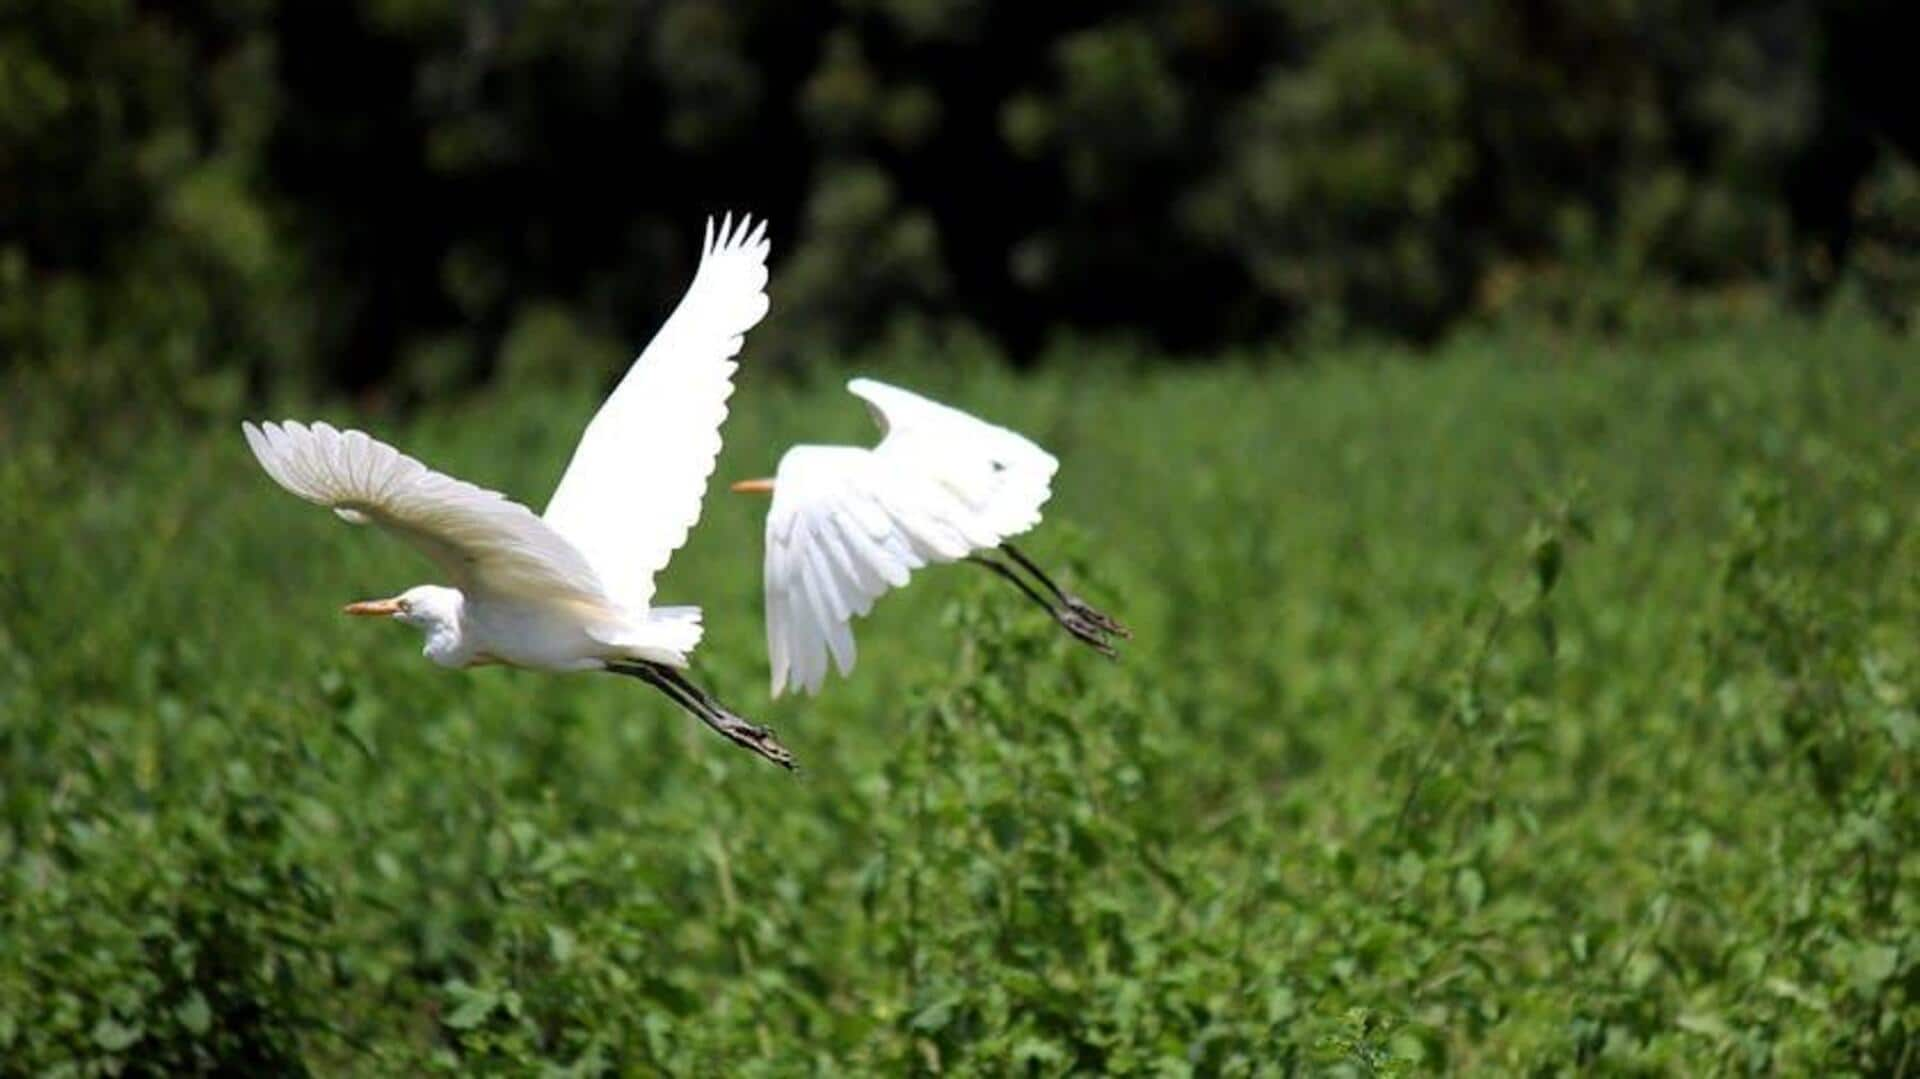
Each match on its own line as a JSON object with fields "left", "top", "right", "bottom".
{"left": 344, "top": 585, "right": 468, "bottom": 665}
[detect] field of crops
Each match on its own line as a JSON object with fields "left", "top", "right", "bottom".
{"left": 2, "top": 316, "right": 1914, "bottom": 1073}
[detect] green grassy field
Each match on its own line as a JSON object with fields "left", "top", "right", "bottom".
{"left": 2, "top": 316, "right": 1914, "bottom": 1073}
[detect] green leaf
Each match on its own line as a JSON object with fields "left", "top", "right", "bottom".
{"left": 176, "top": 992, "right": 212, "bottom": 1036}
{"left": 1764, "top": 977, "right": 1827, "bottom": 1012}
{"left": 909, "top": 995, "right": 960, "bottom": 1033}
{"left": 1677, "top": 1012, "right": 1731, "bottom": 1040}
{"left": 444, "top": 985, "right": 499, "bottom": 1031}
{"left": 1455, "top": 867, "right": 1486, "bottom": 912}
{"left": 1878, "top": 707, "right": 1917, "bottom": 750}
{"left": 1850, "top": 944, "right": 1899, "bottom": 991}
{"left": 91, "top": 1016, "right": 141, "bottom": 1052}
{"left": 1013, "top": 1036, "right": 1068, "bottom": 1065}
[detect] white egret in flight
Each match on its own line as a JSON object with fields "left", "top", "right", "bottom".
{"left": 242, "top": 214, "right": 794, "bottom": 768}
{"left": 731, "top": 378, "right": 1128, "bottom": 697}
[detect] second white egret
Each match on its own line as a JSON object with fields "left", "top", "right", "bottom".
{"left": 731, "top": 378, "right": 1128, "bottom": 697}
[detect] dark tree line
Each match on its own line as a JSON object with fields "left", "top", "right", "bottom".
{"left": 1, "top": 0, "right": 1913, "bottom": 404}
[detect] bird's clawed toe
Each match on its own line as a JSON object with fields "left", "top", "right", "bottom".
{"left": 969, "top": 551, "right": 1130, "bottom": 659}
{"left": 1063, "top": 593, "right": 1132, "bottom": 640}
{"left": 686, "top": 687, "right": 798, "bottom": 771}
{"left": 1057, "top": 608, "right": 1121, "bottom": 659}
{"left": 712, "top": 711, "right": 798, "bottom": 771}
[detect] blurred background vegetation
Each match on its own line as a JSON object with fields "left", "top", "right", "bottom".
{"left": 2, "top": 0, "right": 1915, "bottom": 415}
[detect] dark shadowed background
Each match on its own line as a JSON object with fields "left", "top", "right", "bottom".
{"left": 3, "top": 0, "right": 1915, "bottom": 410}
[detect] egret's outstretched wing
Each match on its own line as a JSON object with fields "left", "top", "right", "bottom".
{"left": 764, "top": 448, "right": 944, "bottom": 696}
{"left": 243, "top": 420, "right": 611, "bottom": 608}
{"left": 544, "top": 213, "right": 772, "bottom": 611}
{"left": 848, "top": 378, "right": 1059, "bottom": 538}
{"left": 763, "top": 433, "right": 1053, "bottom": 697}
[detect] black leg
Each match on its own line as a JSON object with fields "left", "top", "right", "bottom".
{"left": 608, "top": 661, "right": 796, "bottom": 770}
{"left": 966, "top": 554, "right": 1058, "bottom": 617}
{"left": 966, "top": 554, "right": 1118, "bottom": 658}
{"left": 1000, "top": 542, "right": 1131, "bottom": 639}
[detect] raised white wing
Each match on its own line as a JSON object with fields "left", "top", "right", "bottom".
{"left": 848, "top": 377, "right": 1058, "bottom": 538}
{"left": 242, "top": 420, "right": 611, "bottom": 609}
{"left": 544, "top": 213, "right": 772, "bottom": 612}
{"left": 762, "top": 381, "right": 1059, "bottom": 697}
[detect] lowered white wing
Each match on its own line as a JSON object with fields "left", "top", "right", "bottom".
{"left": 242, "top": 420, "right": 611, "bottom": 610}
{"left": 762, "top": 381, "right": 1058, "bottom": 696}
{"left": 544, "top": 213, "right": 772, "bottom": 612}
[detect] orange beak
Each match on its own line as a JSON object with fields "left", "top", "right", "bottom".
{"left": 730, "top": 477, "right": 775, "bottom": 494}
{"left": 343, "top": 598, "right": 402, "bottom": 617}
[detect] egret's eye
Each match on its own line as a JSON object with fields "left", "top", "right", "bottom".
{"left": 398, "top": 599, "right": 412, "bottom": 613}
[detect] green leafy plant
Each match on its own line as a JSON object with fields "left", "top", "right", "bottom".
{"left": 2, "top": 315, "right": 1913, "bottom": 1071}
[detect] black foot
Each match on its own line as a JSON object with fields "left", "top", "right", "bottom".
{"left": 1061, "top": 592, "right": 1131, "bottom": 641}
{"left": 703, "top": 703, "right": 798, "bottom": 770}
{"left": 1057, "top": 607, "right": 1119, "bottom": 658}
{"left": 968, "top": 551, "right": 1128, "bottom": 659}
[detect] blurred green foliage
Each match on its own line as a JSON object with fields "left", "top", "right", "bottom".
{"left": 2, "top": 315, "right": 1914, "bottom": 1070}
{"left": 2, "top": 0, "right": 1915, "bottom": 405}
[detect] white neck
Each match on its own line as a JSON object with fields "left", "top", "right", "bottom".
{"left": 421, "top": 619, "right": 472, "bottom": 668}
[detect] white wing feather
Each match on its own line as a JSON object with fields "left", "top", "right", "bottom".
{"left": 762, "top": 379, "right": 1060, "bottom": 697}
{"left": 849, "top": 378, "right": 1058, "bottom": 537}
{"left": 242, "top": 420, "right": 612, "bottom": 608}
{"left": 543, "top": 213, "right": 771, "bottom": 611}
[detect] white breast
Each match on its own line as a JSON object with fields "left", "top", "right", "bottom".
{"left": 458, "top": 597, "right": 612, "bottom": 672}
